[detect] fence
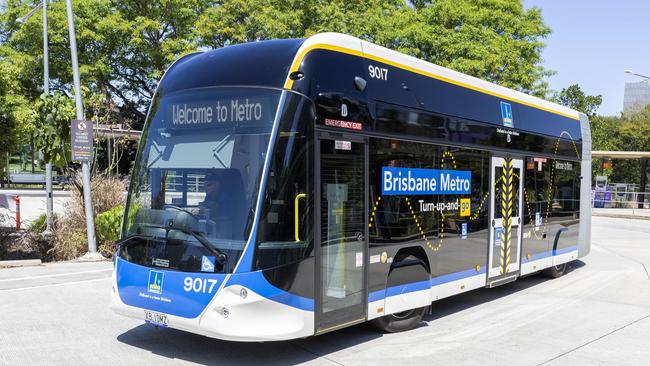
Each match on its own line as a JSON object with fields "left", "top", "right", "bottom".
{"left": 592, "top": 183, "right": 649, "bottom": 209}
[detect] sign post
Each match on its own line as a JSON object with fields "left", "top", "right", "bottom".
{"left": 66, "top": 0, "right": 99, "bottom": 259}
{"left": 71, "top": 120, "right": 94, "bottom": 162}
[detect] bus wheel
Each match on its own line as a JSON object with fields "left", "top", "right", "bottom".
{"left": 542, "top": 262, "right": 567, "bottom": 278}
{"left": 370, "top": 306, "right": 426, "bottom": 333}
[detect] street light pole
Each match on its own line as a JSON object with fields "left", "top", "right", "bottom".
{"left": 43, "top": 0, "right": 54, "bottom": 234}
{"left": 624, "top": 69, "right": 650, "bottom": 81}
{"left": 65, "top": 0, "right": 98, "bottom": 256}
{"left": 17, "top": 1, "right": 54, "bottom": 234}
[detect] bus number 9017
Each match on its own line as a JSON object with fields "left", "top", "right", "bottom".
{"left": 368, "top": 65, "right": 388, "bottom": 80}
{"left": 184, "top": 277, "right": 219, "bottom": 294}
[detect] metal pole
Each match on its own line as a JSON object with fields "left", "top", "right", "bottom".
{"left": 43, "top": 0, "right": 54, "bottom": 234}
{"left": 65, "top": 0, "right": 97, "bottom": 254}
{"left": 639, "top": 158, "right": 648, "bottom": 209}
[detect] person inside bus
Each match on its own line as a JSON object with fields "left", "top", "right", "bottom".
{"left": 199, "top": 170, "right": 246, "bottom": 239}
{"left": 200, "top": 171, "right": 231, "bottom": 219}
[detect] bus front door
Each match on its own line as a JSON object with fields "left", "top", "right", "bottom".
{"left": 487, "top": 156, "right": 524, "bottom": 286}
{"left": 315, "top": 135, "right": 368, "bottom": 333}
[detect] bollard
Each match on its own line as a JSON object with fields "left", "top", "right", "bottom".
{"left": 15, "top": 195, "right": 20, "bottom": 231}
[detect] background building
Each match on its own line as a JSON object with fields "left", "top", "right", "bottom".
{"left": 623, "top": 81, "right": 650, "bottom": 113}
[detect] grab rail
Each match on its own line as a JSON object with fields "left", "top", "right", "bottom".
{"left": 294, "top": 193, "right": 307, "bottom": 242}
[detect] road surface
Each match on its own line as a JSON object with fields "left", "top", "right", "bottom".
{"left": 0, "top": 216, "right": 648, "bottom": 365}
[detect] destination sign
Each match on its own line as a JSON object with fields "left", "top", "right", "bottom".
{"left": 166, "top": 96, "right": 271, "bottom": 128}
{"left": 382, "top": 167, "right": 471, "bottom": 195}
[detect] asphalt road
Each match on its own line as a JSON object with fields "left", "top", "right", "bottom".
{"left": 0, "top": 216, "right": 648, "bottom": 365}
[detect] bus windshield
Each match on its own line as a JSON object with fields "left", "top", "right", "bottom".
{"left": 122, "top": 87, "right": 283, "bottom": 273}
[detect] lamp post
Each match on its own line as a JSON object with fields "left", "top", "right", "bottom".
{"left": 65, "top": 0, "right": 99, "bottom": 258}
{"left": 624, "top": 69, "right": 650, "bottom": 81}
{"left": 17, "top": 0, "right": 54, "bottom": 234}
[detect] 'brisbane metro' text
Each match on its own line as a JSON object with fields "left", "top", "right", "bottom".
{"left": 382, "top": 167, "right": 471, "bottom": 195}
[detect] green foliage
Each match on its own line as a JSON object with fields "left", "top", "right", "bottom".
{"left": 590, "top": 105, "right": 650, "bottom": 184}
{"left": 0, "top": 0, "right": 556, "bottom": 140}
{"left": 1, "top": 0, "right": 209, "bottom": 128}
{"left": 95, "top": 204, "right": 124, "bottom": 245}
{"left": 196, "top": 0, "right": 553, "bottom": 96}
{"left": 26, "top": 213, "right": 47, "bottom": 233}
{"left": 30, "top": 92, "right": 75, "bottom": 166}
{"left": 555, "top": 84, "right": 603, "bottom": 118}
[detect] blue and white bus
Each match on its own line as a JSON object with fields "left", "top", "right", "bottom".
{"left": 111, "top": 33, "right": 591, "bottom": 341}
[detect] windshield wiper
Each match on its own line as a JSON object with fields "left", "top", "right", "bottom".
{"left": 128, "top": 223, "right": 228, "bottom": 266}
{"left": 177, "top": 228, "right": 228, "bottom": 266}
{"left": 115, "top": 235, "right": 149, "bottom": 252}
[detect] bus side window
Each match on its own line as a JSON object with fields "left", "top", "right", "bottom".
{"left": 253, "top": 95, "right": 314, "bottom": 270}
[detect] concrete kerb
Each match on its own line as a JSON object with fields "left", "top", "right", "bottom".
{"left": 0, "top": 259, "right": 42, "bottom": 268}
{"left": 76, "top": 251, "right": 109, "bottom": 262}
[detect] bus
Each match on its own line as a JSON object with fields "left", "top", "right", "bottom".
{"left": 111, "top": 32, "right": 592, "bottom": 341}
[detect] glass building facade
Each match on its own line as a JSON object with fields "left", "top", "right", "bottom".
{"left": 623, "top": 81, "right": 650, "bottom": 114}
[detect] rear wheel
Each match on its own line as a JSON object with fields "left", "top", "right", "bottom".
{"left": 370, "top": 306, "right": 427, "bottom": 333}
{"left": 542, "top": 262, "right": 567, "bottom": 278}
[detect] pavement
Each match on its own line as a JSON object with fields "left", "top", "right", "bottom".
{"left": 0, "top": 216, "right": 649, "bottom": 365}
{"left": 592, "top": 207, "right": 650, "bottom": 220}
{"left": 0, "top": 189, "right": 71, "bottom": 226}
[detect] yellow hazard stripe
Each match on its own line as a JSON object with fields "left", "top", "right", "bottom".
{"left": 283, "top": 43, "right": 579, "bottom": 121}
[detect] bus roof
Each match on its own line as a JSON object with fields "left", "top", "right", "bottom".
{"left": 158, "top": 33, "right": 581, "bottom": 126}
{"left": 285, "top": 33, "right": 580, "bottom": 121}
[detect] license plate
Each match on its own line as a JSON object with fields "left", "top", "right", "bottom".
{"left": 144, "top": 310, "right": 168, "bottom": 327}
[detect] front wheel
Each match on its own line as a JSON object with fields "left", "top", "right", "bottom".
{"left": 370, "top": 306, "right": 427, "bottom": 333}
{"left": 542, "top": 262, "right": 568, "bottom": 278}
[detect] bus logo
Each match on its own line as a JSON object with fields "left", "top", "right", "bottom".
{"left": 500, "top": 101, "right": 513, "bottom": 127}
{"left": 148, "top": 270, "right": 164, "bottom": 294}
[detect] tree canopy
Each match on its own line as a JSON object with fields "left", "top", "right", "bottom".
{"left": 555, "top": 84, "right": 603, "bottom": 119}
{"left": 0, "top": 0, "right": 556, "bottom": 173}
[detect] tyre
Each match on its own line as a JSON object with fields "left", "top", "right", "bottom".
{"left": 542, "top": 262, "right": 567, "bottom": 278}
{"left": 370, "top": 306, "right": 427, "bottom": 333}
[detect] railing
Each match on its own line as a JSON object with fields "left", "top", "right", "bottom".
{"left": 592, "top": 187, "right": 650, "bottom": 209}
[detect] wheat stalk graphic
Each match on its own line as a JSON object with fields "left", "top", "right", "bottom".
{"left": 499, "top": 158, "right": 513, "bottom": 274}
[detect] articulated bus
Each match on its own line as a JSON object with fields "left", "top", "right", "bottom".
{"left": 111, "top": 33, "right": 592, "bottom": 341}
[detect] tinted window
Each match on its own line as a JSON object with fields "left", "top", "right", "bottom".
{"left": 253, "top": 93, "right": 315, "bottom": 270}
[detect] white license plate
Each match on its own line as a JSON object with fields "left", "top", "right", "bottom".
{"left": 144, "top": 310, "right": 168, "bottom": 327}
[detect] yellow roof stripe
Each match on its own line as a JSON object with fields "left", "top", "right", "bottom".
{"left": 283, "top": 43, "right": 579, "bottom": 121}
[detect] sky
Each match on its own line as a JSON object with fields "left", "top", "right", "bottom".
{"left": 523, "top": 0, "right": 650, "bottom": 116}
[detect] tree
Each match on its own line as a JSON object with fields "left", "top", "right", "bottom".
{"left": 1, "top": 0, "right": 556, "bottom": 148}
{"left": 555, "top": 84, "right": 603, "bottom": 118}
{"left": 0, "top": 0, "right": 207, "bottom": 129}
{"left": 589, "top": 105, "right": 650, "bottom": 184}
{"left": 196, "top": 0, "right": 553, "bottom": 96}
{"left": 30, "top": 92, "right": 75, "bottom": 167}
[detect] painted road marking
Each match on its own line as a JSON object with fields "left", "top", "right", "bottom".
{"left": 0, "top": 277, "right": 110, "bottom": 292}
{"left": 0, "top": 268, "right": 112, "bottom": 282}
